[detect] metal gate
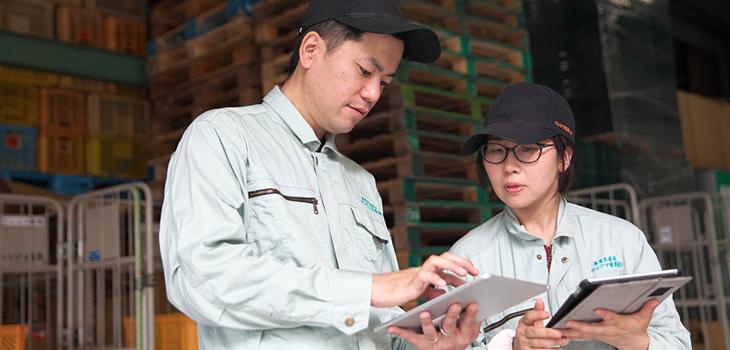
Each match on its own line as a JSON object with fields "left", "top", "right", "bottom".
{"left": 639, "top": 192, "right": 730, "bottom": 350}
{"left": 0, "top": 193, "right": 65, "bottom": 350}
{"left": 62, "top": 182, "right": 155, "bottom": 350}
{"left": 566, "top": 182, "right": 640, "bottom": 225}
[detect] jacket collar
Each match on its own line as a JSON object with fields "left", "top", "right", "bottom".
{"left": 263, "top": 86, "right": 342, "bottom": 157}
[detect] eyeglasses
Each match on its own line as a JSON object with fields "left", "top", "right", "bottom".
{"left": 479, "top": 143, "right": 555, "bottom": 164}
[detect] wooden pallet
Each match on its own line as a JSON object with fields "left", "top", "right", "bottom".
{"left": 434, "top": 49, "right": 529, "bottom": 83}
{"left": 377, "top": 177, "right": 487, "bottom": 205}
{"left": 441, "top": 34, "right": 528, "bottom": 68}
{"left": 360, "top": 152, "right": 477, "bottom": 182}
{"left": 386, "top": 202, "right": 495, "bottom": 227}
{"left": 150, "top": 62, "right": 262, "bottom": 159}
{"left": 390, "top": 224, "right": 474, "bottom": 253}
{"left": 254, "top": 0, "right": 308, "bottom": 93}
{"left": 337, "top": 128, "right": 470, "bottom": 164}
{"left": 399, "top": 0, "right": 527, "bottom": 47}
{"left": 398, "top": 62, "right": 508, "bottom": 100}
{"left": 148, "top": 15, "right": 257, "bottom": 79}
{"left": 151, "top": 0, "right": 225, "bottom": 38}
{"left": 253, "top": 0, "right": 309, "bottom": 44}
{"left": 371, "top": 83, "right": 492, "bottom": 121}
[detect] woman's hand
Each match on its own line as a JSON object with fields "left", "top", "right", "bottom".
{"left": 560, "top": 299, "right": 659, "bottom": 350}
{"left": 513, "top": 299, "right": 568, "bottom": 350}
{"left": 388, "top": 302, "right": 481, "bottom": 350}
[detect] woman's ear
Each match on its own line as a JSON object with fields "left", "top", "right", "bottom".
{"left": 299, "top": 31, "right": 322, "bottom": 69}
{"left": 560, "top": 146, "right": 574, "bottom": 172}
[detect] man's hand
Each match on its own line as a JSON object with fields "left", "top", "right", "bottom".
{"left": 388, "top": 302, "right": 481, "bottom": 350}
{"left": 560, "top": 299, "right": 659, "bottom": 350}
{"left": 513, "top": 299, "right": 568, "bottom": 350}
{"left": 371, "top": 252, "right": 480, "bottom": 308}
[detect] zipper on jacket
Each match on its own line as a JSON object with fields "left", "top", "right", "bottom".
{"left": 248, "top": 188, "right": 319, "bottom": 215}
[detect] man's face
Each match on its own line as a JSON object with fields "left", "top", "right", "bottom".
{"left": 303, "top": 32, "right": 404, "bottom": 137}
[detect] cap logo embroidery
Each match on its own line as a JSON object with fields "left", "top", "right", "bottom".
{"left": 554, "top": 121, "right": 573, "bottom": 136}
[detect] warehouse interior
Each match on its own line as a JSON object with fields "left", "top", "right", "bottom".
{"left": 1, "top": 0, "right": 729, "bottom": 349}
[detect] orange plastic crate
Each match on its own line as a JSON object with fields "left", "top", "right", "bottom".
{"left": 105, "top": 82, "right": 148, "bottom": 99}
{"left": 105, "top": 15, "right": 147, "bottom": 56}
{"left": 124, "top": 313, "right": 198, "bottom": 350}
{"left": 86, "top": 134, "right": 147, "bottom": 179}
{"left": 87, "top": 93, "right": 149, "bottom": 138}
{"left": 39, "top": 87, "right": 86, "bottom": 132}
{"left": 55, "top": 5, "right": 105, "bottom": 48}
{"left": 0, "top": 82, "right": 38, "bottom": 126}
{"left": 37, "top": 128, "right": 85, "bottom": 174}
{"left": 0, "top": 0, "right": 54, "bottom": 39}
{"left": 0, "top": 324, "right": 29, "bottom": 350}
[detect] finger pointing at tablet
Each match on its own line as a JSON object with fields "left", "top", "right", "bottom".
{"left": 371, "top": 252, "right": 480, "bottom": 308}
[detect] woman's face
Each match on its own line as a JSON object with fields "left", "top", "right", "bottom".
{"left": 483, "top": 137, "right": 569, "bottom": 212}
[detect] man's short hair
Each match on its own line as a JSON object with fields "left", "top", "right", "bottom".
{"left": 287, "top": 20, "right": 408, "bottom": 78}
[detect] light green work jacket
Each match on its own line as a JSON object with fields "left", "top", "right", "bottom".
{"left": 159, "top": 87, "right": 413, "bottom": 350}
{"left": 449, "top": 197, "right": 691, "bottom": 350}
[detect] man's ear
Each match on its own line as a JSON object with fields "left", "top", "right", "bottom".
{"left": 299, "top": 31, "right": 322, "bottom": 69}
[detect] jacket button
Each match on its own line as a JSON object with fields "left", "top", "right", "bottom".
{"left": 537, "top": 255, "right": 542, "bottom": 260}
{"left": 345, "top": 316, "right": 355, "bottom": 327}
{"left": 562, "top": 257, "right": 568, "bottom": 263}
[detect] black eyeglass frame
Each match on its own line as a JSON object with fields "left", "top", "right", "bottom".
{"left": 479, "top": 143, "right": 556, "bottom": 164}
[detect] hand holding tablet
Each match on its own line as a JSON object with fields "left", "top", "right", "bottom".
{"left": 374, "top": 274, "right": 548, "bottom": 333}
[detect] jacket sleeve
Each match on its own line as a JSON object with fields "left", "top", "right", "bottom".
{"left": 158, "top": 115, "right": 373, "bottom": 335}
{"left": 630, "top": 228, "right": 692, "bottom": 350}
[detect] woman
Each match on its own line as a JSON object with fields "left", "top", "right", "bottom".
{"left": 449, "top": 82, "right": 691, "bottom": 350}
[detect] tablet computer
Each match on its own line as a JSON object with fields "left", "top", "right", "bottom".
{"left": 546, "top": 269, "right": 692, "bottom": 329}
{"left": 373, "top": 274, "right": 548, "bottom": 334}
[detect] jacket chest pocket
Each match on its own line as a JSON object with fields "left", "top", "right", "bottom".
{"left": 337, "top": 206, "right": 390, "bottom": 271}
{"left": 246, "top": 187, "right": 321, "bottom": 262}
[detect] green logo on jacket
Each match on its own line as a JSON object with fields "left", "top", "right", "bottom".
{"left": 361, "top": 197, "right": 382, "bottom": 216}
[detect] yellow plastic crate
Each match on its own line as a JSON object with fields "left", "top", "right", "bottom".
{"left": 58, "top": 75, "right": 106, "bottom": 93}
{"left": 0, "top": 324, "right": 29, "bottom": 350}
{"left": 87, "top": 93, "right": 150, "bottom": 138}
{"left": 0, "top": 82, "right": 38, "bottom": 126}
{"left": 0, "top": 65, "right": 58, "bottom": 86}
{"left": 124, "top": 313, "right": 198, "bottom": 350}
{"left": 86, "top": 135, "right": 147, "bottom": 179}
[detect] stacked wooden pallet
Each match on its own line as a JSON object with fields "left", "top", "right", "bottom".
{"left": 147, "top": 0, "right": 262, "bottom": 201}
{"left": 335, "top": 0, "right": 532, "bottom": 270}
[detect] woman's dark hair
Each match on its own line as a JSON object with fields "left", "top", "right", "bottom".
{"left": 287, "top": 20, "right": 408, "bottom": 78}
{"left": 475, "top": 134, "right": 580, "bottom": 197}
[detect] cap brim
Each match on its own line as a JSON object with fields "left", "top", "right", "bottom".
{"left": 461, "top": 123, "right": 558, "bottom": 155}
{"left": 337, "top": 16, "right": 441, "bottom": 63}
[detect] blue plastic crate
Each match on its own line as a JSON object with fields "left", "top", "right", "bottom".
{"left": 0, "top": 124, "right": 37, "bottom": 172}
{"left": 1, "top": 170, "right": 140, "bottom": 196}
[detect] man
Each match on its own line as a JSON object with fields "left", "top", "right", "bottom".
{"left": 159, "top": 0, "right": 482, "bottom": 348}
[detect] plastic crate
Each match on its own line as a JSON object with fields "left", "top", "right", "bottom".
{"left": 58, "top": 75, "right": 106, "bottom": 93}
{"left": 0, "top": 124, "right": 37, "bottom": 172}
{"left": 0, "top": 65, "right": 58, "bottom": 86}
{"left": 105, "top": 15, "right": 147, "bottom": 56}
{"left": 36, "top": 128, "right": 85, "bottom": 174}
{"left": 0, "top": 0, "right": 54, "bottom": 39}
{"left": 55, "top": 5, "right": 105, "bottom": 48}
{"left": 0, "top": 81, "right": 38, "bottom": 126}
{"left": 124, "top": 313, "right": 198, "bottom": 350}
{"left": 86, "top": 135, "right": 147, "bottom": 179}
{"left": 0, "top": 324, "right": 29, "bottom": 350}
{"left": 105, "top": 82, "right": 148, "bottom": 99}
{"left": 39, "top": 87, "right": 86, "bottom": 132}
{"left": 87, "top": 93, "right": 150, "bottom": 138}
{"left": 84, "top": 0, "right": 146, "bottom": 21}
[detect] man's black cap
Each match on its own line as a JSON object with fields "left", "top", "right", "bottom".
{"left": 299, "top": 0, "right": 441, "bottom": 63}
{"left": 461, "top": 82, "right": 576, "bottom": 155}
